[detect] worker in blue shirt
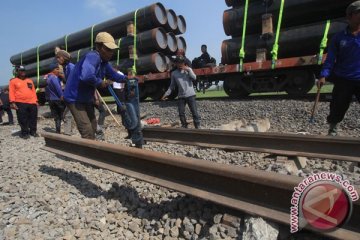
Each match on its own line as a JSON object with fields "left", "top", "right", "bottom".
{"left": 56, "top": 49, "right": 75, "bottom": 83}
{"left": 123, "top": 68, "right": 144, "bottom": 148}
{"left": 56, "top": 49, "right": 75, "bottom": 135}
{"left": 45, "top": 63, "right": 65, "bottom": 133}
{"left": 63, "top": 32, "right": 126, "bottom": 139}
{"left": 318, "top": 1, "right": 360, "bottom": 136}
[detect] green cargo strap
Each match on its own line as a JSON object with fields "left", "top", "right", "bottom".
{"left": 132, "top": 9, "right": 139, "bottom": 75}
{"left": 64, "top": 34, "right": 69, "bottom": 52}
{"left": 239, "top": 0, "right": 249, "bottom": 72}
{"left": 91, "top": 24, "right": 96, "bottom": 50}
{"left": 77, "top": 49, "right": 82, "bottom": 62}
{"left": 318, "top": 20, "right": 331, "bottom": 65}
{"left": 116, "top": 38, "right": 122, "bottom": 65}
{"left": 271, "top": 0, "right": 285, "bottom": 69}
{"left": 36, "top": 45, "right": 41, "bottom": 93}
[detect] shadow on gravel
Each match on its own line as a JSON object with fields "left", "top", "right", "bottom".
{"left": 151, "top": 100, "right": 177, "bottom": 109}
{"left": 38, "top": 165, "right": 222, "bottom": 222}
{"left": 38, "top": 164, "right": 322, "bottom": 239}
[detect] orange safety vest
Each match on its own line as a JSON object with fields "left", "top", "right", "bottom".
{"left": 9, "top": 77, "right": 38, "bottom": 104}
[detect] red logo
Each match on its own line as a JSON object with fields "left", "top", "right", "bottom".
{"left": 300, "top": 182, "right": 351, "bottom": 231}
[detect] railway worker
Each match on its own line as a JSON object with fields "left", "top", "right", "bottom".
{"left": 63, "top": 32, "right": 126, "bottom": 140}
{"left": 192, "top": 44, "right": 214, "bottom": 69}
{"left": 0, "top": 87, "right": 14, "bottom": 125}
{"left": 111, "top": 66, "right": 132, "bottom": 139}
{"left": 55, "top": 49, "right": 75, "bottom": 82}
{"left": 161, "top": 55, "right": 201, "bottom": 129}
{"left": 55, "top": 49, "right": 75, "bottom": 136}
{"left": 45, "top": 63, "right": 65, "bottom": 133}
{"left": 176, "top": 49, "right": 192, "bottom": 68}
{"left": 317, "top": 1, "right": 360, "bottom": 136}
{"left": 112, "top": 65, "right": 126, "bottom": 109}
{"left": 122, "top": 68, "right": 144, "bottom": 148}
{"left": 9, "top": 65, "right": 39, "bottom": 139}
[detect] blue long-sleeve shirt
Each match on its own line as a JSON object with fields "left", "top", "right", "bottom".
{"left": 320, "top": 27, "right": 360, "bottom": 80}
{"left": 64, "top": 51, "right": 126, "bottom": 104}
{"left": 64, "top": 62, "right": 75, "bottom": 81}
{"left": 46, "top": 73, "right": 63, "bottom": 101}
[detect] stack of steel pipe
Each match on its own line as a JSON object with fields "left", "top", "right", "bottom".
{"left": 221, "top": 0, "right": 352, "bottom": 64}
{"left": 9, "top": 2, "right": 188, "bottom": 79}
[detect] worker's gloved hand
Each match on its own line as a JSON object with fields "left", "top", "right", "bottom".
{"left": 317, "top": 77, "right": 325, "bottom": 89}
{"left": 119, "top": 104, "right": 127, "bottom": 113}
{"left": 99, "top": 80, "right": 111, "bottom": 88}
{"left": 94, "top": 99, "right": 100, "bottom": 106}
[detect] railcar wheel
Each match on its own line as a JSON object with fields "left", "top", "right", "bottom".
{"left": 139, "top": 84, "right": 148, "bottom": 101}
{"left": 147, "top": 82, "right": 167, "bottom": 101}
{"left": 285, "top": 70, "right": 315, "bottom": 96}
{"left": 223, "top": 78, "right": 249, "bottom": 98}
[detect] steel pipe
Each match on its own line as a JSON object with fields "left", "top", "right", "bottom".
{"left": 173, "top": 15, "right": 186, "bottom": 35}
{"left": 223, "top": 0, "right": 353, "bottom": 36}
{"left": 164, "top": 9, "right": 178, "bottom": 32}
{"left": 116, "top": 52, "right": 168, "bottom": 74}
{"left": 117, "top": 27, "right": 168, "bottom": 56}
{"left": 165, "top": 32, "right": 178, "bottom": 54}
{"left": 221, "top": 19, "right": 347, "bottom": 64}
{"left": 10, "top": 2, "right": 167, "bottom": 65}
{"left": 24, "top": 28, "right": 169, "bottom": 77}
{"left": 176, "top": 36, "right": 187, "bottom": 52}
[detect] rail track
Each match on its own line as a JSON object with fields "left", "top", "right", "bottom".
{"left": 41, "top": 133, "right": 360, "bottom": 240}
{"left": 138, "top": 92, "right": 334, "bottom": 103}
{"left": 143, "top": 127, "right": 360, "bottom": 163}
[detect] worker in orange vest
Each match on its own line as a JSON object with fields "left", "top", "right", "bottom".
{"left": 9, "top": 65, "right": 38, "bottom": 139}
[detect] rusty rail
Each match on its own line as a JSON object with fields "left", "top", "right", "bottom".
{"left": 143, "top": 127, "right": 360, "bottom": 163}
{"left": 41, "top": 133, "right": 360, "bottom": 239}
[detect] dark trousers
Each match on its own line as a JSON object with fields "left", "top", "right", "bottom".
{"left": 16, "top": 102, "right": 38, "bottom": 136}
{"left": 49, "top": 100, "right": 66, "bottom": 133}
{"left": 178, "top": 96, "right": 200, "bottom": 128}
{"left": 327, "top": 77, "right": 360, "bottom": 124}
{"left": 66, "top": 102, "right": 97, "bottom": 139}
{"left": 94, "top": 102, "right": 107, "bottom": 126}
{"left": 0, "top": 106, "right": 13, "bottom": 124}
{"left": 114, "top": 89, "right": 126, "bottom": 114}
{"left": 127, "top": 98, "right": 144, "bottom": 146}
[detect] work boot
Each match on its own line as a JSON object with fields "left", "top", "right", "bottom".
{"left": 194, "top": 122, "right": 201, "bottom": 129}
{"left": 55, "top": 120, "right": 61, "bottom": 133}
{"left": 30, "top": 133, "right": 40, "bottom": 138}
{"left": 20, "top": 134, "right": 30, "bottom": 139}
{"left": 180, "top": 116, "right": 188, "bottom": 128}
{"left": 124, "top": 129, "right": 131, "bottom": 139}
{"left": 328, "top": 123, "right": 338, "bottom": 136}
{"left": 95, "top": 130, "right": 105, "bottom": 141}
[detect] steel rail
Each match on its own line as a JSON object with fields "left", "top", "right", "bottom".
{"left": 143, "top": 127, "right": 360, "bottom": 163}
{"left": 41, "top": 133, "right": 360, "bottom": 240}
